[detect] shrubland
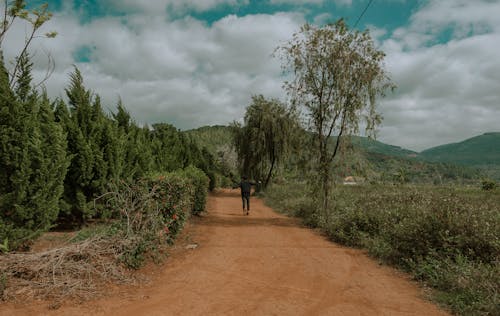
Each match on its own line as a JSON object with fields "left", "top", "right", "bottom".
{"left": 0, "top": 169, "right": 208, "bottom": 301}
{"left": 264, "top": 182, "right": 499, "bottom": 315}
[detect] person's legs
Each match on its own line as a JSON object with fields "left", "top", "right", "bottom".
{"left": 241, "top": 195, "right": 246, "bottom": 212}
{"left": 244, "top": 193, "right": 250, "bottom": 214}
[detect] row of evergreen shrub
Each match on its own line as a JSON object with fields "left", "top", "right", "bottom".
{"left": 0, "top": 55, "right": 217, "bottom": 251}
{"left": 264, "top": 183, "right": 500, "bottom": 316}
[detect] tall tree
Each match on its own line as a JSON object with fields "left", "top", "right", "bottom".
{"left": 232, "top": 95, "right": 299, "bottom": 188}
{"left": 276, "top": 20, "right": 394, "bottom": 213}
{"left": 59, "top": 67, "right": 124, "bottom": 222}
{"left": 0, "top": 54, "right": 68, "bottom": 249}
{"left": 151, "top": 123, "right": 186, "bottom": 172}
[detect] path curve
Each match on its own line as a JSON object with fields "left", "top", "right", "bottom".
{"left": 1, "top": 189, "right": 449, "bottom": 315}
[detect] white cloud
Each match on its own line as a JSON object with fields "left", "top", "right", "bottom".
{"left": 103, "top": 0, "right": 249, "bottom": 15}
{"left": 410, "top": 0, "right": 500, "bottom": 35}
{"left": 3, "top": 0, "right": 500, "bottom": 152}
{"left": 2, "top": 8, "right": 303, "bottom": 130}
{"left": 377, "top": 0, "right": 500, "bottom": 150}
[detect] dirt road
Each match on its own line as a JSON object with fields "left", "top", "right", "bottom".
{"left": 1, "top": 189, "right": 449, "bottom": 315}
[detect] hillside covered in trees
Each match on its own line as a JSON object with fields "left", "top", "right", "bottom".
{"left": 186, "top": 125, "right": 490, "bottom": 184}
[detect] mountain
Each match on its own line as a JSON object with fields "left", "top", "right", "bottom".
{"left": 185, "top": 125, "right": 489, "bottom": 183}
{"left": 350, "top": 136, "right": 418, "bottom": 159}
{"left": 419, "top": 132, "right": 500, "bottom": 166}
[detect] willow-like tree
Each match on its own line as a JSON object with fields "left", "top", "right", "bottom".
{"left": 232, "top": 95, "right": 298, "bottom": 188}
{"left": 276, "top": 20, "right": 394, "bottom": 213}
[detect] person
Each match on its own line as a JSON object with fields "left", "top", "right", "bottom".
{"left": 234, "top": 176, "right": 255, "bottom": 215}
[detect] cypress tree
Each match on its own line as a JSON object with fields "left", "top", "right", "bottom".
{"left": 59, "top": 67, "right": 127, "bottom": 223}
{"left": 151, "top": 123, "right": 186, "bottom": 172}
{"left": 59, "top": 68, "right": 102, "bottom": 222}
{"left": 0, "top": 53, "right": 68, "bottom": 249}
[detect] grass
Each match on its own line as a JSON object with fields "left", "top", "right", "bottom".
{"left": 263, "top": 183, "right": 500, "bottom": 316}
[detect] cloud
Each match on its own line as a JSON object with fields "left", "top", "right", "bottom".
{"left": 410, "top": 0, "right": 500, "bottom": 36}
{"left": 102, "top": 0, "right": 249, "bottom": 15}
{"left": 376, "top": 0, "right": 500, "bottom": 150}
{"left": 3, "top": 0, "right": 499, "bottom": 152}
{"left": 2, "top": 7, "right": 303, "bottom": 130}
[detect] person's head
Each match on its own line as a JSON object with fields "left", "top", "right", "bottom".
{"left": 242, "top": 175, "right": 248, "bottom": 180}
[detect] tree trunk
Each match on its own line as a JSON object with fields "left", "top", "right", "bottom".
{"left": 264, "top": 154, "right": 276, "bottom": 189}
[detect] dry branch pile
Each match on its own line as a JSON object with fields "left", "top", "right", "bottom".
{"left": 0, "top": 236, "right": 135, "bottom": 302}
{"left": 0, "top": 173, "right": 199, "bottom": 304}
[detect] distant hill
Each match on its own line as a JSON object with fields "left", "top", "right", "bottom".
{"left": 185, "top": 125, "right": 234, "bottom": 153}
{"left": 418, "top": 132, "right": 500, "bottom": 180}
{"left": 419, "top": 132, "right": 500, "bottom": 166}
{"left": 185, "top": 125, "right": 490, "bottom": 183}
{"left": 350, "top": 136, "right": 418, "bottom": 159}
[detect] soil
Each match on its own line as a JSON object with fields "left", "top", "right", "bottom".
{"left": 0, "top": 189, "right": 449, "bottom": 315}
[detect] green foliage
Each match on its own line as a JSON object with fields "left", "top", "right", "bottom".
{"left": 0, "top": 12, "right": 218, "bottom": 250}
{"left": 51, "top": 68, "right": 216, "bottom": 229}
{"left": 181, "top": 166, "right": 209, "bottom": 215}
{"left": 231, "top": 95, "right": 299, "bottom": 188}
{"left": 145, "top": 172, "right": 194, "bottom": 240}
{"left": 0, "top": 238, "right": 8, "bottom": 253}
{"left": 57, "top": 67, "right": 125, "bottom": 222}
{"left": 69, "top": 224, "right": 117, "bottom": 243}
{"left": 151, "top": 123, "right": 187, "bottom": 172}
{"left": 78, "top": 170, "right": 202, "bottom": 270}
{"left": 265, "top": 183, "right": 500, "bottom": 315}
{"left": 0, "top": 1, "right": 56, "bottom": 89}
{"left": 481, "top": 179, "right": 497, "bottom": 191}
{"left": 185, "top": 125, "right": 239, "bottom": 188}
{"left": 0, "top": 55, "right": 68, "bottom": 250}
{"left": 276, "top": 19, "right": 394, "bottom": 214}
{"left": 350, "top": 135, "right": 418, "bottom": 158}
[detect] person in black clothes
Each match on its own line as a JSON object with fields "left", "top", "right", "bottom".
{"left": 234, "top": 176, "right": 255, "bottom": 215}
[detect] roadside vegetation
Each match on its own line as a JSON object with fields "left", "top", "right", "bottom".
{"left": 0, "top": 170, "right": 208, "bottom": 302}
{"left": 0, "top": 1, "right": 214, "bottom": 303}
{"left": 264, "top": 183, "right": 499, "bottom": 315}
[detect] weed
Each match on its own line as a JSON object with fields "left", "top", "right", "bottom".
{"left": 265, "top": 183, "right": 500, "bottom": 315}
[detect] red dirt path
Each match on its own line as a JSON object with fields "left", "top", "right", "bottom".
{"left": 1, "top": 189, "right": 449, "bottom": 315}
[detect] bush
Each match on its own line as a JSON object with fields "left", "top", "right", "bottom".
{"left": 182, "top": 165, "right": 209, "bottom": 215}
{"left": 265, "top": 183, "right": 500, "bottom": 315}
{"left": 482, "top": 179, "right": 497, "bottom": 191}
{"left": 146, "top": 172, "right": 194, "bottom": 240}
{"left": 92, "top": 171, "right": 198, "bottom": 269}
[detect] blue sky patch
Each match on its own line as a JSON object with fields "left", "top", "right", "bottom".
{"left": 72, "top": 45, "right": 94, "bottom": 63}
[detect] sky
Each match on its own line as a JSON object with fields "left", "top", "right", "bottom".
{"left": 2, "top": 0, "right": 500, "bottom": 151}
